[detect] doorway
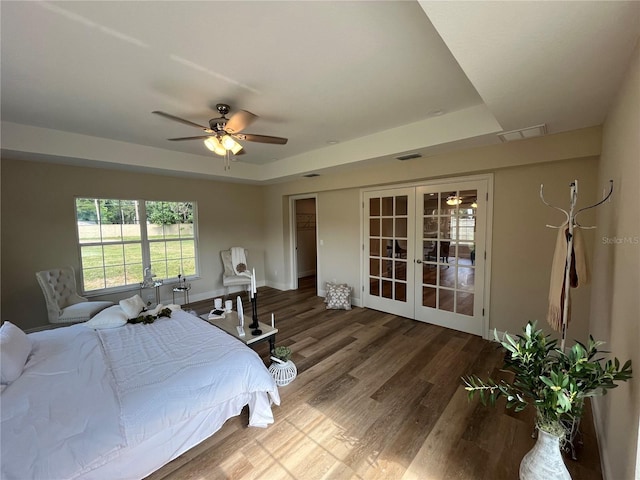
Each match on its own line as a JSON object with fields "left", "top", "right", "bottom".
{"left": 362, "top": 176, "right": 491, "bottom": 336}
{"left": 290, "top": 195, "right": 318, "bottom": 290}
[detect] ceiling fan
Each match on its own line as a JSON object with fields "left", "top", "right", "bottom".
{"left": 152, "top": 104, "right": 288, "bottom": 170}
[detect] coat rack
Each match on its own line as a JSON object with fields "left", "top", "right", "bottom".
{"left": 540, "top": 179, "right": 613, "bottom": 351}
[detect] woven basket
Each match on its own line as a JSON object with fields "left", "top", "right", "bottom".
{"left": 268, "top": 357, "right": 297, "bottom": 386}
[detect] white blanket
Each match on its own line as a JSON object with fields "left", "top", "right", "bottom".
{"left": 231, "top": 246, "right": 251, "bottom": 276}
{"left": 1, "top": 311, "right": 279, "bottom": 480}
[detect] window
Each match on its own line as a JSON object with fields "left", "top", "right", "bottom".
{"left": 75, "top": 198, "right": 197, "bottom": 293}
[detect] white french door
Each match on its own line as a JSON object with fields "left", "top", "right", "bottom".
{"left": 363, "top": 178, "right": 490, "bottom": 336}
{"left": 363, "top": 188, "right": 416, "bottom": 318}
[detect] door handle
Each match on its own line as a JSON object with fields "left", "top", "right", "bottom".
{"left": 416, "top": 259, "right": 422, "bottom": 264}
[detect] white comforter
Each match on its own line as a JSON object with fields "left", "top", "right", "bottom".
{"left": 1, "top": 310, "right": 279, "bottom": 480}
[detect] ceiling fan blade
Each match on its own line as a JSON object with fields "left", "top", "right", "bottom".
{"left": 225, "top": 110, "right": 258, "bottom": 134}
{"left": 235, "top": 133, "right": 288, "bottom": 145}
{"left": 152, "top": 111, "right": 209, "bottom": 130}
{"left": 167, "top": 135, "right": 213, "bottom": 141}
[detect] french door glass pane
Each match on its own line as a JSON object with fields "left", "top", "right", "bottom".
{"left": 457, "top": 292, "right": 474, "bottom": 316}
{"left": 370, "top": 218, "right": 380, "bottom": 236}
{"left": 422, "top": 286, "right": 437, "bottom": 308}
{"left": 382, "top": 197, "right": 393, "bottom": 216}
{"left": 370, "top": 278, "right": 380, "bottom": 296}
{"left": 370, "top": 198, "right": 380, "bottom": 216}
{"left": 382, "top": 280, "right": 393, "bottom": 299}
{"left": 439, "top": 289, "right": 455, "bottom": 312}
{"left": 370, "top": 258, "right": 380, "bottom": 276}
{"left": 370, "top": 239, "right": 381, "bottom": 256}
{"left": 423, "top": 264, "right": 437, "bottom": 285}
{"left": 424, "top": 194, "right": 438, "bottom": 215}
{"left": 382, "top": 259, "right": 393, "bottom": 278}
{"left": 438, "top": 265, "right": 455, "bottom": 288}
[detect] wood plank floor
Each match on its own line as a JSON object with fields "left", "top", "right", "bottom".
{"left": 147, "top": 277, "right": 602, "bottom": 480}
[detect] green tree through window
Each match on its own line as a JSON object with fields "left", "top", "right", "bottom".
{"left": 75, "top": 198, "right": 197, "bottom": 292}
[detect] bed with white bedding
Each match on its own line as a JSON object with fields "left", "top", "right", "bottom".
{"left": 1, "top": 309, "right": 280, "bottom": 480}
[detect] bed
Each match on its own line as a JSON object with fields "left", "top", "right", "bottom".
{"left": 1, "top": 309, "right": 280, "bottom": 480}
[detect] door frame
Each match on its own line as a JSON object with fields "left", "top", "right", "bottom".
{"left": 360, "top": 173, "right": 494, "bottom": 339}
{"left": 288, "top": 193, "right": 319, "bottom": 293}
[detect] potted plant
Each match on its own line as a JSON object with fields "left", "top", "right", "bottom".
{"left": 268, "top": 346, "right": 297, "bottom": 387}
{"left": 463, "top": 321, "right": 632, "bottom": 479}
{"left": 273, "top": 345, "right": 292, "bottom": 363}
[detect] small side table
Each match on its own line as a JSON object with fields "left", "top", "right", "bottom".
{"left": 199, "top": 312, "right": 277, "bottom": 354}
{"left": 172, "top": 284, "right": 191, "bottom": 308}
{"left": 139, "top": 281, "right": 163, "bottom": 305}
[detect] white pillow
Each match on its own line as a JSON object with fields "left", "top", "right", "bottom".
{"left": 119, "top": 294, "right": 146, "bottom": 319}
{"left": 85, "top": 305, "right": 128, "bottom": 329}
{"left": 0, "top": 321, "right": 32, "bottom": 384}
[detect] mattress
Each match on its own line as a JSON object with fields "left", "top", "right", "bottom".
{"left": 1, "top": 310, "right": 279, "bottom": 480}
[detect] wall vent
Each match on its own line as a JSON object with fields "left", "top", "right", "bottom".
{"left": 396, "top": 153, "right": 422, "bottom": 161}
{"left": 497, "top": 124, "right": 547, "bottom": 142}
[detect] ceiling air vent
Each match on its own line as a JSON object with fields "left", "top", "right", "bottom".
{"left": 303, "top": 173, "right": 320, "bottom": 178}
{"left": 497, "top": 124, "right": 547, "bottom": 142}
{"left": 396, "top": 153, "right": 422, "bottom": 161}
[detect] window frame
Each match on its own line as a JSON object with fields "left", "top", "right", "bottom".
{"left": 74, "top": 197, "right": 199, "bottom": 296}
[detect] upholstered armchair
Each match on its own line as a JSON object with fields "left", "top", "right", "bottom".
{"left": 35, "top": 266, "right": 113, "bottom": 324}
{"left": 220, "top": 249, "right": 252, "bottom": 295}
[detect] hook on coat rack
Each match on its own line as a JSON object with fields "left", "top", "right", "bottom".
{"left": 574, "top": 179, "right": 614, "bottom": 228}
{"left": 539, "top": 179, "right": 613, "bottom": 229}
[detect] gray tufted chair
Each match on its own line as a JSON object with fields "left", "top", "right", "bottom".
{"left": 35, "top": 266, "right": 113, "bottom": 324}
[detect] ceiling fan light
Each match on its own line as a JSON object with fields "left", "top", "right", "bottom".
{"left": 221, "top": 135, "right": 238, "bottom": 150}
{"left": 204, "top": 137, "right": 226, "bottom": 156}
{"left": 230, "top": 143, "right": 243, "bottom": 155}
{"left": 204, "top": 137, "right": 216, "bottom": 152}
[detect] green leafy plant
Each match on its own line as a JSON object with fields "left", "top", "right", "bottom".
{"left": 462, "top": 321, "right": 632, "bottom": 437}
{"left": 128, "top": 307, "right": 172, "bottom": 325}
{"left": 273, "top": 345, "right": 292, "bottom": 363}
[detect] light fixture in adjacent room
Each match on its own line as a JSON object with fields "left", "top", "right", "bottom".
{"left": 446, "top": 194, "right": 462, "bottom": 206}
{"left": 471, "top": 199, "right": 478, "bottom": 209}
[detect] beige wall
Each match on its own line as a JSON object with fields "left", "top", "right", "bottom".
{"left": 491, "top": 159, "right": 597, "bottom": 343}
{"left": 0, "top": 159, "right": 265, "bottom": 331}
{"left": 589, "top": 39, "right": 640, "bottom": 480}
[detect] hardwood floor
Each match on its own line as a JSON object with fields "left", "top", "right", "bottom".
{"left": 147, "top": 277, "right": 602, "bottom": 480}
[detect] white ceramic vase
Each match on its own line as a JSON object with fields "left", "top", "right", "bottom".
{"left": 519, "top": 429, "right": 571, "bottom": 480}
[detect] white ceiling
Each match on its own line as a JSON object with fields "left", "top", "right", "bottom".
{"left": 1, "top": 1, "right": 639, "bottom": 183}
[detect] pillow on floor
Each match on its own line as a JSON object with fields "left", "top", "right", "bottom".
{"left": 325, "top": 282, "right": 352, "bottom": 310}
{"left": 0, "top": 321, "right": 32, "bottom": 384}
